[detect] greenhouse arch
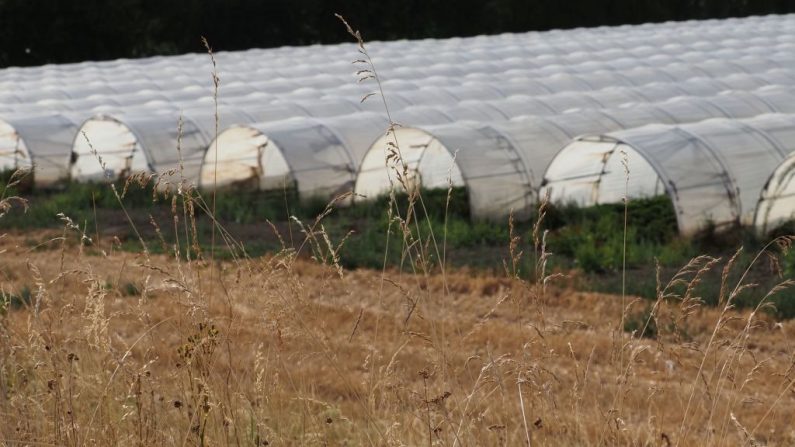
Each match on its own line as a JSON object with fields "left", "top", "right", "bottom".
{"left": 71, "top": 111, "right": 210, "bottom": 185}
{"left": 355, "top": 123, "right": 535, "bottom": 220}
{"left": 71, "top": 114, "right": 153, "bottom": 182}
{"left": 201, "top": 112, "right": 389, "bottom": 200}
{"left": 542, "top": 113, "right": 795, "bottom": 235}
{"left": 0, "top": 119, "right": 34, "bottom": 175}
{"left": 0, "top": 113, "right": 78, "bottom": 185}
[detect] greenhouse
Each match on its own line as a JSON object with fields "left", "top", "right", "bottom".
{"left": 62, "top": 72, "right": 771, "bottom": 187}
{"left": 356, "top": 87, "right": 795, "bottom": 220}
{"left": 70, "top": 63, "right": 795, "bottom": 189}
{"left": 0, "top": 113, "right": 79, "bottom": 185}
{"left": 356, "top": 122, "right": 535, "bottom": 219}
{"left": 756, "top": 150, "right": 795, "bottom": 233}
{"left": 0, "top": 11, "right": 794, "bottom": 236}
{"left": 200, "top": 112, "right": 390, "bottom": 198}
{"left": 542, "top": 113, "right": 795, "bottom": 235}
{"left": 70, "top": 101, "right": 337, "bottom": 184}
{"left": 70, "top": 110, "right": 208, "bottom": 184}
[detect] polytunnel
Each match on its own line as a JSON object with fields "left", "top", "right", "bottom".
{"left": 5, "top": 13, "right": 795, "bottom": 192}
{"left": 355, "top": 87, "right": 795, "bottom": 220}
{"left": 0, "top": 96, "right": 122, "bottom": 116}
{"left": 388, "top": 88, "right": 461, "bottom": 107}
{"left": 754, "top": 125, "right": 795, "bottom": 233}
{"left": 200, "top": 111, "right": 392, "bottom": 198}
{"left": 59, "top": 83, "right": 119, "bottom": 100}
{"left": 480, "top": 78, "right": 725, "bottom": 119}
{"left": 3, "top": 22, "right": 783, "bottom": 90}
{"left": 442, "top": 84, "right": 506, "bottom": 101}
{"left": 265, "top": 98, "right": 361, "bottom": 118}
{"left": 0, "top": 88, "right": 71, "bottom": 105}
{"left": 69, "top": 100, "right": 332, "bottom": 184}
{"left": 70, "top": 109, "right": 210, "bottom": 183}
{"left": 0, "top": 113, "right": 79, "bottom": 185}
{"left": 542, "top": 113, "right": 795, "bottom": 235}
{"left": 39, "top": 97, "right": 123, "bottom": 113}
{"left": 3, "top": 27, "right": 792, "bottom": 112}
{"left": 355, "top": 121, "right": 535, "bottom": 219}
{"left": 460, "top": 65, "right": 793, "bottom": 118}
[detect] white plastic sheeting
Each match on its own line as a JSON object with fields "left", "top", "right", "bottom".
{"left": 4, "top": 13, "right": 795, "bottom": 87}
{"left": 71, "top": 111, "right": 207, "bottom": 184}
{"left": 0, "top": 120, "right": 33, "bottom": 174}
{"left": 543, "top": 114, "right": 795, "bottom": 234}
{"left": 71, "top": 103, "right": 321, "bottom": 185}
{"left": 0, "top": 114, "right": 79, "bottom": 185}
{"left": 67, "top": 65, "right": 795, "bottom": 185}
{"left": 201, "top": 112, "right": 390, "bottom": 198}
{"left": 2, "top": 17, "right": 795, "bottom": 107}
{"left": 755, "top": 147, "right": 795, "bottom": 233}
{"left": 79, "top": 58, "right": 795, "bottom": 188}
{"left": 6, "top": 45, "right": 792, "bottom": 113}
{"left": 1, "top": 11, "right": 795, "bottom": 222}
{"left": 356, "top": 87, "right": 795, "bottom": 220}
{"left": 357, "top": 123, "right": 534, "bottom": 219}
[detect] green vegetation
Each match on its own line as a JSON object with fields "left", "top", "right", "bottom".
{"left": 120, "top": 282, "right": 141, "bottom": 297}
{"left": 622, "top": 306, "right": 658, "bottom": 339}
{"left": 4, "top": 178, "right": 795, "bottom": 317}
{"left": 0, "top": 285, "right": 32, "bottom": 313}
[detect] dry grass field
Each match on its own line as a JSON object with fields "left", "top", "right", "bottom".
{"left": 1, "top": 223, "right": 795, "bottom": 446}
{"left": 1, "top": 17, "right": 795, "bottom": 447}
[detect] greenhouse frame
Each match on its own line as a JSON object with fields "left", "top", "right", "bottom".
{"left": 355, "top": 86, "right": 795, "bottom": 220}
{"left": 542, "top": 113, "right": 795, "bottom": 234}
{"left": 0, "top": 13, "right": 794, "bottom": 235}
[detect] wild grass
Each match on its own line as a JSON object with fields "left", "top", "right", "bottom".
{"left": 3, "top": 180, "right": 792, "bottom": 318}
{"left": 1, "top": 16, "right": 795, "bottom": 446}
{"left": 2, "top": 198, "right": 795, "bottom": 445}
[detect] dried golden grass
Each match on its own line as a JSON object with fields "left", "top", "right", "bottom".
{"left": 1, "top": 229, "right": 794, "bottom": 446}
{"left": 1, "top": 17, "right": 794, "bottom": 447}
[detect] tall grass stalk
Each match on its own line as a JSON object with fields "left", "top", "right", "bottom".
{"left": 2, "top": 16, "right": 795, "bottom": 447}
{"left": 201, "top": 36, "right": 220, "bottom": 311}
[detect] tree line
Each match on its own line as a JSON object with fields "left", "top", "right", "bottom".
{"left": 0, "top": 0, "right": 793, "bottom": 67}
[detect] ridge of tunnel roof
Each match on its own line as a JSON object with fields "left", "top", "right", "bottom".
{"left": 4, "top": 31, "right": 795, "bottom": 95}
{"left": 5, "top": 45, "right": 795, "bottom": 114}
{"left": 547, "top": 113, "right": 795, "bottom": 233}
{"left": 6, "top": 62, "right": 795, "bottom": 122}
{"left": 6, "top": 13, "right": 795, "bottom": 202}
{"left": 354, "top": 87, "right": 795, "bottom": 216}
{"left": 3, "top": 13, "right": 795, "bottom": 78}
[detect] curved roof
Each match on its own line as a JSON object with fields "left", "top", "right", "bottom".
{"left": 356, "top": 124, "right": 534, "bottom": 219}
{"left": 543, "top": 114, "right": 795, "bottom": 234}
{"left": 356, "top": 87, "right": 795, "bottom": 220}
{"left": 71, "top": 111, "right": 209, "bottom": 184}
{"left": 201, "top": 112, "right": 389, "bottom": 198}
{"left": 0, "top": 114, "right": 79, "bottom": 185}
{"left": 755, "top": 144, "right": 795, "bottom": 233}
{"left": 2, "top": 16, "right": 795, "bottom": 107}
{"left": 2, "top": 13, "right": 795, "bottom": 203}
